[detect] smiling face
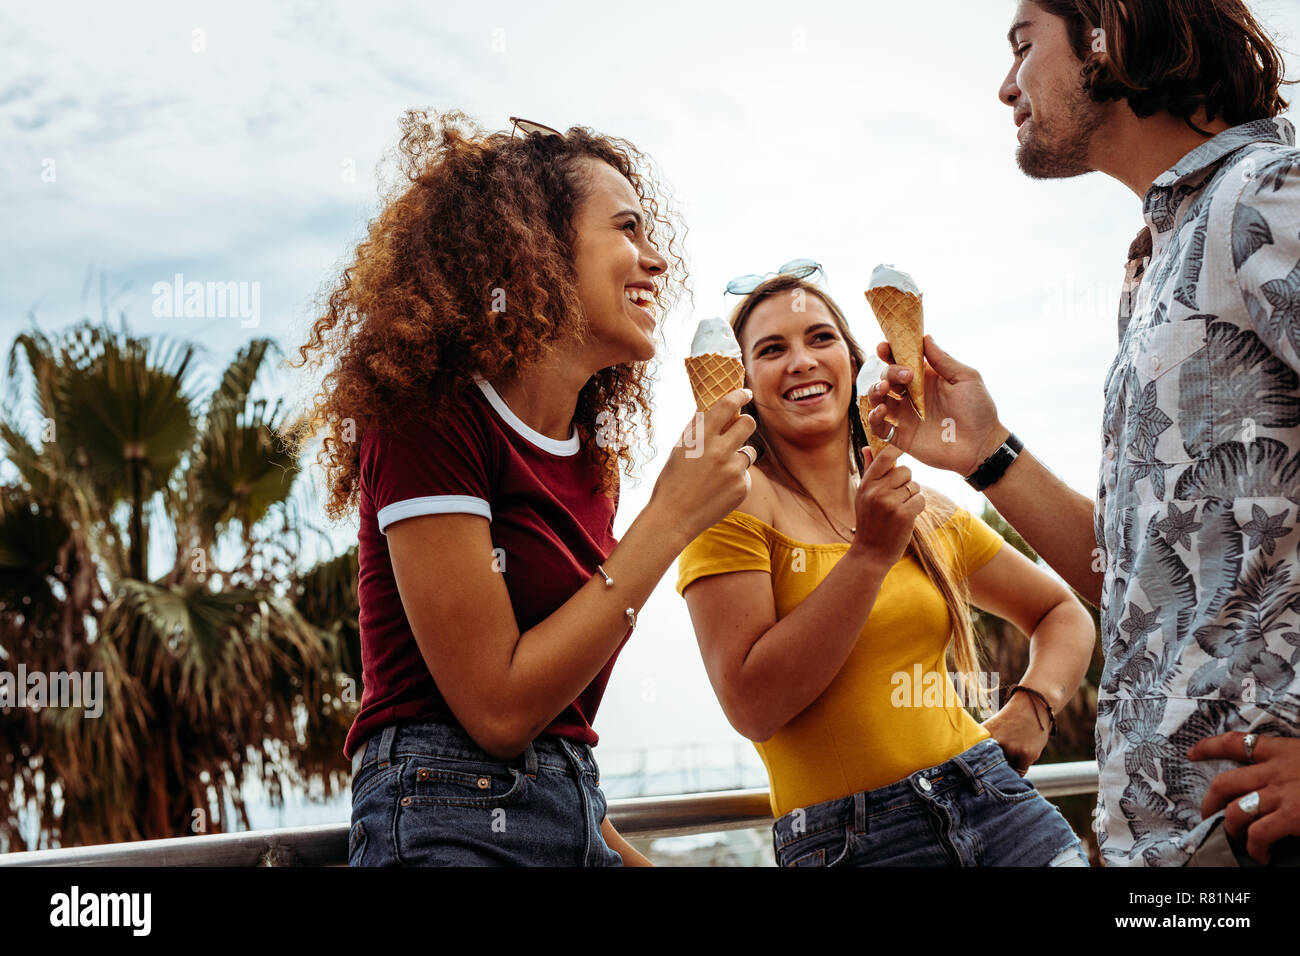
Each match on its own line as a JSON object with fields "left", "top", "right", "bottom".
{"left": 738, "top": 291, "right": 856, "bottom": 445}
{"left": 568, "top": 158, "right": 667, "bottom": 368}
{"left": 999, "top": 0, "right": 1108, "bottom": 179}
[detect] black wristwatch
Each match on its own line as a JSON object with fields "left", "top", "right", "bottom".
{"left": 964, "top": 432, "right": 1023, "bottom": 492}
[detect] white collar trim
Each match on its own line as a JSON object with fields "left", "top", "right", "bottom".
{"left": 473, "top": 374, "right": 581, "bottom": 456}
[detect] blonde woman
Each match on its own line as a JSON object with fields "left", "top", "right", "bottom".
{"left": 677, "top": 272, "right": 1096, "bottom": 866}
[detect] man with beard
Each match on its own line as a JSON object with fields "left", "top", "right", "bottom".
{"left": 865, "top": 0, "right": 1300, "bottom": 867}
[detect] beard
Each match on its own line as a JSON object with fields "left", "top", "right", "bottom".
{"left": 1016, "top": 80, "right": 1106, "bottom": 179}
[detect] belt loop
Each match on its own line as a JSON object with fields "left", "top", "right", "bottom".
{"left": 854, "top": 791, "right": 867, "bottom": 834}
{"left": 952, "top": 752, "right": 982, "bottom": 794}
{"left": 377, "top": 723, "right": 397, "bottom": 768}
{"left": 522, "top": 741, "right": 538, "bottom": 777}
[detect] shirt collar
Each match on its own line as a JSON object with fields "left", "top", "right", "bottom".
{"left": 1151, "top": 116, "right": 1294, "bottom": 189}
{"left": 1140, "top": 117, "right": 1293, "bottom": 237}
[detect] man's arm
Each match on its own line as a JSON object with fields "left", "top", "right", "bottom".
{"left": 980, "top": 446, "right": 1102, "bottom": 607}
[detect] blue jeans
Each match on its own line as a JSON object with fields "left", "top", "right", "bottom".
{"left": 772, "top": 738, "right": 1090, "bottom": 867}
{"left": 348, "top": 720, "right": 622, "bottom": 866}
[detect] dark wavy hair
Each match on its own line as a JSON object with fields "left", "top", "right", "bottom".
{"left": 1035, "top": 0, "right": 1291, "bottom": 131}
{"left": 292, "top": 110, "right": 686, "bottom": 518}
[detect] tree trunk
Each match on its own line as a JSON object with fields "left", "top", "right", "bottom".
{"left": 129, "top": 457, "right": 145, "bottom": 581}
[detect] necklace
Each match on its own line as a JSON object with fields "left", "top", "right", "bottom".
{"left": 785, "top": 484, "right": 856, "bottom": 541}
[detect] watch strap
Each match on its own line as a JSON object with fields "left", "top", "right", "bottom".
{"left": 964, "top": 432, "right": 1023, "bottom": 492}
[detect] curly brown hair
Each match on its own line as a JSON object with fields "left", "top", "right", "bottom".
{"left": 292, "top": 110, "right": 687, "bottom": 518}
{"left": 1035, "top": 0, "right": 1291, "bottom": 130}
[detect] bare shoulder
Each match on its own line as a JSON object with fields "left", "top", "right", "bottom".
{"left": 734, "top": 460, "right": 777, "bottom": 527}
{"left": 919, "top": 484, "right": 960, "bottom": 524}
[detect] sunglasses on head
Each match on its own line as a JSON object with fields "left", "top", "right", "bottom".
{"left": 726, "top": 258, "right": 825, "bottom": 296}
{"left": 509, "top": 116, "right": 564, "bottom": 139}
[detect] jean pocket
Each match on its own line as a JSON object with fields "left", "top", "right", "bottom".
{"left": 351, "top": 762, "right": 401, "bottom": 806}
{"left": 402, "top": 759, "right": 529, "bottom": 809}
{"left": 779, "top": 826, "right": 852, "bottom": 868}
{"left": 979, "top": 760, "right": 1041, "bottom": 804}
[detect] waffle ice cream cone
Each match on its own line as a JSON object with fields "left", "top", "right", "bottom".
{"left": 864, "top": 265, "right": 925, "bottom": 421}
{"left": 855, "top": 354, "right": 891, "bottom": 459}
{"left": 857, "top": 394, "right": 890, "bottom": 458}
{"left": 685, "top": 353, "right": 745, "bottom": 412}
{"left": 686, "top": 318, "right": 746, "bottom": 412}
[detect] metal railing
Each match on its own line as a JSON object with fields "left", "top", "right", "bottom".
{"left": 0, "top": 760, "right": 1099, "bottom": 866}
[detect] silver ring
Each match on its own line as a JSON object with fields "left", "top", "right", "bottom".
{"left": 884, "top": 424, "right": 898, "bottom": 445}
{"left": 1244, "top": 733, "right": 1258, "bottom": 763}
{"left": 737, "top": 447, "right": 757, "bottom": 468}
{"left": 1238, "top": 790, "right": 1261, "bottom": 816}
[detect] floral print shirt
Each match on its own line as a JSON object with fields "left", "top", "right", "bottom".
{"left": 1094, "top": 117, "right": 1300, "bottom": 866}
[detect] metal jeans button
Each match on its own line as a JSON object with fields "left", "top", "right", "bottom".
{"left": 917, "top": 775, "right": 933, "bottom": 792}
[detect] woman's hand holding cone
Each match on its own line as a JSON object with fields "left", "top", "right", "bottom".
{"left": 650, "top": 388, "right": 757, "bottom": 546}
{"left": 852, "top": 444, "right": 926, "bottom": 568}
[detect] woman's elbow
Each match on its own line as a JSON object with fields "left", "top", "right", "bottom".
{"left": 1060, "top": 592, "right": 1098, "bottom": 641}
{"left": 720, "top": 686, "right": 778, "bottom": 743}
{"left": 457, "top": 708, "right": 531, "bottom": 760}
{"left": 730, "top": 713, "right": 774, "bottom": 744}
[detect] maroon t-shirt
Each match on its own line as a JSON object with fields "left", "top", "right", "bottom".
{"left": 343, "top": 375, "right": 627, "bottom": 760}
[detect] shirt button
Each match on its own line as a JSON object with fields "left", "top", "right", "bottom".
{"left": 1150, "top": 355, "right": 1161, "bottom": 372}
{"left": 918, "top": 776, "right": 932, "bottom": 792}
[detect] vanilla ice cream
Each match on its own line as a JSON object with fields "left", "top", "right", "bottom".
{"left": 868, "top": 263, "right": 922, "bottom": 298}
{"left": 690, "top": 317, "right": 742, "bottom": 359}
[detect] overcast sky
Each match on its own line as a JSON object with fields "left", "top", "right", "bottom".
{"left": 5, "top": 0, "right": 1300, "bottom": 762}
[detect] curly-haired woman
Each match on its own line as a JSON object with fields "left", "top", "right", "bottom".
{"left": 677, "top": 273, "right": 1097, "bottom": 866}
{"left": 296, "top": 112, "right": 756, "bottom": 866}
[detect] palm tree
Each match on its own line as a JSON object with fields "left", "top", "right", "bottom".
{"left": 0, "top": 321, "right": 357, "bottom": 850}
{"left": 973, "top": 504, "right": 1104, "bottom": 862}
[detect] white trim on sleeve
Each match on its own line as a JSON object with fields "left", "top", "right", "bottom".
{"left": 377, "top": 495, "right": 492, "bottom": 533}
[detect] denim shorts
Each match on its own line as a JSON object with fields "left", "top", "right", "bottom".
{"left": 348, "top": 720, "right": 622, "bottom": 866}
{"left": 772, "top": 738, "right": 1090, "bottom": 867}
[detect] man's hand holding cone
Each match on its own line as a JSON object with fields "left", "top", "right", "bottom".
{"left": 863, "top": 334, "right": 1008, "bottom": 477}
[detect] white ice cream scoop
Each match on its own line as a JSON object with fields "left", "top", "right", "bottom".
{"left": 867, "top": 263, "right": 922, "bottom": 298}
{"left": 856, "top": 354, "right": 889, "bottom": 396}
{"left": 690, "top": 317, "right": 742, "bottom": 359}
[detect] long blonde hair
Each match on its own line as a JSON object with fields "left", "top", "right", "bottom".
{"left": 729, "top": 274, "right": 983, "bottom": 680}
